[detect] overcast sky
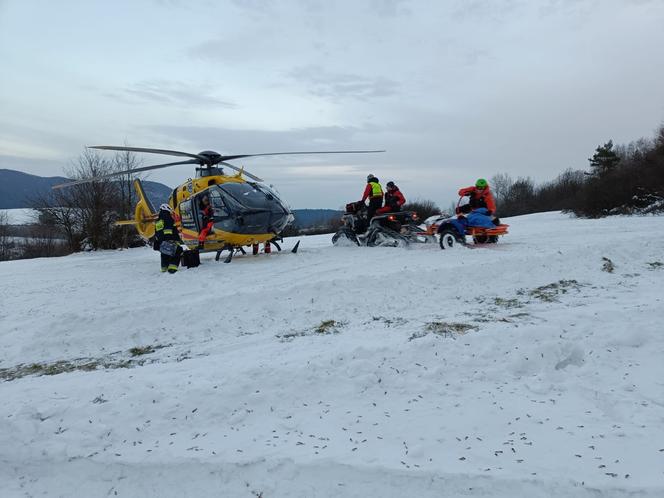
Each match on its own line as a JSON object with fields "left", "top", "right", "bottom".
{"left": 1, "top": 0, "right": 664, "bottom": 209}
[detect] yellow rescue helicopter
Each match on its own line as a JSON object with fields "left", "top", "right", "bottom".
{"left": 54, "top": 146, "right": 382, "bottom": 262}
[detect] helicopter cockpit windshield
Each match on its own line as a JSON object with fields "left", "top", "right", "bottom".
{"left": 204, "top": 182, "right": 291, "bottom": 234}
{"left": 217, "top": 182, "right": 278, "bottom": 211}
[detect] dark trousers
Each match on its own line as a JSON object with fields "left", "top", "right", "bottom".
{"left": 367, "top": 197, "right": 383, "bottom": 220}
{"left": 160, "top": 246, "right": 183, "bottom": 273}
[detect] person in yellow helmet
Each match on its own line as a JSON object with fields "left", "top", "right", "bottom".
{"left": 361, "top": 174, "right": 384, "bottom": 220}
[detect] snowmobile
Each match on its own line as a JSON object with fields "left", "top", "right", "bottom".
{"left": 423, "top": 199, "right": 509, "bottom": 250}
{"left": 332, "top": 201, "right": 430, "bottom": 247}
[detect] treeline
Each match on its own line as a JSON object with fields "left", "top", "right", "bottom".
{"left": 0, "top": 150, "right": 145, "bottom": 261}
{"left": 0, "top": 218, "right": 70, "bottom": 261}
{"left": 36, "top": 149, "right": 147, "bottom": 253}
{"left": 280, "top": 198, "right": 445, "bottom": 237}
{"left": 492, "top": 125, "right": 664, "bottom": 218}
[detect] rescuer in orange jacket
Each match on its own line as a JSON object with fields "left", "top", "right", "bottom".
{"left": 458, "top": 178, "right": 497, "bottom": 215}
{"left": 361, "top": 174, "right": 383, "bottom": 220}
{"left": 377, "top": 181, "right": 406, "bottom": 214}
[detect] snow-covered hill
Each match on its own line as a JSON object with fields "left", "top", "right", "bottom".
{"left": 1, "top": 212, "right": 663, "bottom": 497}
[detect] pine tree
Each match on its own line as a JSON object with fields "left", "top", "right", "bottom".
{"left": 588, "top": 140, "right": 620, "bottom": 177}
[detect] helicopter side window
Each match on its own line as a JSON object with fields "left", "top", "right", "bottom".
{"left": 205, "top": 190, "right": 230, "bottom": 218}
{"left": 179, "top": 200, "right": 197, "bottom": 231}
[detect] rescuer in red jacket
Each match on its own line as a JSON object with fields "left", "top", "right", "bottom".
{"left": 458, "top": 178, "right": 497, "bottom": 215}
{"left": 377, "top": 181, "right": 406, "bottom": 214}
{"left": 361, "top": 174, "right": 384, "bottom": 220}
{"left": 198, "top": 194, "right": 214, "bottom": 249}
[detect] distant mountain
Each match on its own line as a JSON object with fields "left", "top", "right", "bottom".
{"left": 291, "top": 209, "right": 342, "bottom": 228}
{"left": 0, "top": 169, "right": 341, "bottom": 228}
{"left": 0, "top": 169, "right": 171, "bottom": 209}
{"left": 0, "top": 169, "right": 68, "bottom": 209}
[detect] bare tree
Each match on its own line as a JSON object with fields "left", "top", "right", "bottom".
{"left": 112, "top": 148, "right": 143, "bottom": 248}
{"left": 0, "top": 211, "right": 11, "bottom": 261}
{"left": 32, "top": 149, "right": 144, "bottom": 251}
{"left": 402, "top": 198, "right": 441, "bottom": 221}
{"left": 490, "top": 173, "right": 513, "bottom": 206}
{"left": 33, "top": 192, "right": 81, "bottom": 252}
{"left": 499, "top": 177, "right": 536, "bottom": 217}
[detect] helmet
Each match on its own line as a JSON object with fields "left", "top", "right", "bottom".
{"left": 386, "top": 181, "right": 395, "bottom": 189}
{"left": 475, "top": 178, "right": 488, "bottom": 189}
{"left": 159, "top": 203, "right": 172, "bottom": 212}
{"left": 367, "top": 174, "right": 376, "bottom": 182}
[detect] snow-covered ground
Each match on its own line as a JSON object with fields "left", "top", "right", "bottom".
{"left": 1, "top": 212, "right": 663, "bottom": 497}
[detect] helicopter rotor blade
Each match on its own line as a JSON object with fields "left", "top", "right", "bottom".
{"left": 218, "top": 150, "right": 384, "bottom": 182}
{"left": 52, "top": 159, "right": 200, "bottom": 189}
{"left": 89, "top": 145, "right": 207, "bottom": 162}
{"left": 220, "top": 162, "right": 264, "bottom": 182}
{"left": 217, "top": 150, "right": 385, "bottom": 162}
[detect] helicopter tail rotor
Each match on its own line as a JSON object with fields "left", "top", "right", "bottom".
{"left": 112, "top": 179, "right": 158, "bottom": 239}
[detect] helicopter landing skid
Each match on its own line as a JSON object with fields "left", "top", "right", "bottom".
{"left": 215, "top": 245, "right": 246, "bottom": 263}
{"left": 214, "top": 240, "right": 300, "bottom": 263}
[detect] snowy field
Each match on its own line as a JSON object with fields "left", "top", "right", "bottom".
{"left": 1, "top": 212, "right": 663, "bottom": 497}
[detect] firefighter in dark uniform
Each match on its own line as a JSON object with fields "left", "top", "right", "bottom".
{"left": 361, "top": 174, "right": 384, "bottom": 220}
{"left": 154, "top": 204, "right": 183, "bottom": 273}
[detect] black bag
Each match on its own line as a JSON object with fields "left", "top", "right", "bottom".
{"left": 181, "top": 249, "right": 200, "bottom": 268}
{"left": 159, "top": 240, "right": 177, "bottom": 257}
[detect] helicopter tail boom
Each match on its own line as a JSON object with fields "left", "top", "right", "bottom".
{"left": 115, "top": 179, "right": 158, "bottom": 239}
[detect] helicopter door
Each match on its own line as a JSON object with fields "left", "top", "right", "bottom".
{"left": 178, "top": 199, "right": 197, "bottom": 231}
{"left": 206, "top": 189, "right": 230, "bottom": 220}
{"left": 191, "top": 189, "right": 230, "bottom": 231}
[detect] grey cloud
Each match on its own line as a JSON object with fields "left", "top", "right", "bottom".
{"left": 451, "top": 0, "right": 524, "bottom": 22}
{"left": 231, "top": 0, "right": 276, "bottom": 13}
{"left": 188, "top": 34, "right": 280, "bottom": 63}
{"left": 142, "top": 124, "right": 383, "bottom": 153}
{"left": 106, "top": 80, "right": 238, "bottom": 109}
{"left": 369, "top": 0, "right": 412, "bottom": 17}
{"left": 289, "top": 65, "right": 400, "bottom": 101}
{"left": 0, "top": 154, "right": 68, "bottom": 178}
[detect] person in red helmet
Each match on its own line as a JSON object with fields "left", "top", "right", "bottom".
{"left": 377, "top": 181, "right": 406, "bottom": 214}
{"left": 361, "top": 174, "right": 384, "bottom": 220}
{"left": 458, "top": 178, "right": 497, "bottom": 215}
